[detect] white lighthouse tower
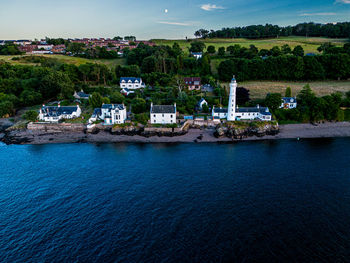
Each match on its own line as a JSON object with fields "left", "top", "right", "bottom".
{"left": 227, "top": 76, "right": 237, "bottom": 121}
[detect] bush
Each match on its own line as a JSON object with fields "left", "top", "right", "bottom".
{"left": 23, "top": 110, "right": 38, "bottom": 122}
{"left": 135, "top": 113, "right": 149, "bottom": 124}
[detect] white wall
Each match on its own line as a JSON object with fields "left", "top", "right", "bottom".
{"left": 151, "top": 113, "right": 176, "bottom": 124}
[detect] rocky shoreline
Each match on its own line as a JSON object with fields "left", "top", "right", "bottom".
{"left": 1, "top": 121, "right": 350, "bottom": 145}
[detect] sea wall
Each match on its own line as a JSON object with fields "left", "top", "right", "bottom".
{"left": 27, "top": 122, "right": 85, "bottom": 133}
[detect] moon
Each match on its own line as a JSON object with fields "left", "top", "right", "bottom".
{"left": 164, "top": 9, "right": 168, "bottom": 13}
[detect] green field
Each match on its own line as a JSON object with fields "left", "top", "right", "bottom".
{"left": 0, "top": 54, "right": 126, "bottom": 68}
{"left": 221, "top": 80, "right": 350, "bottom": 99}
{"left": 152, "top": 36, "right": 348, "bottom": 54}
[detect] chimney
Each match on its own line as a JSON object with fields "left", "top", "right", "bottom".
{"left": 257, "top": 104, "right": 260, "bottom": 109}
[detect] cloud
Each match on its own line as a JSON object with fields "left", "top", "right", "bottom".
{"left": 335, "top": 0, "right": 350, "bottom": 3}
{"left": 299, "top": 12, "right": 337, "bottom": 16}
{"left": 157, "top": 21, "right": 191, "bottom": 26}
{"left": 200, "top": 4, "right": 225, "bottom": 11}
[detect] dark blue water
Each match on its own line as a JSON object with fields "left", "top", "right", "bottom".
{"left": 1, "top": 139, "right": 350, "bottom": 262}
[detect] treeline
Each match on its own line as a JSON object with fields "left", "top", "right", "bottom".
{"left": 195, "top": 22, "right": 350, "bottom": 39}
{"left": 0, "top": 44, "right": 23, "bottom": 55}
{"left": 218, "top": 44, "right": 350, "bottom": 81}
{"left": 264, "top": 86, "right": 349, "bottom": 123}
{"left": 123, "top": 42, "right": 212, "bottom": 77}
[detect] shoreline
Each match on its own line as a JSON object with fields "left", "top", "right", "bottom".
{"left": 1, "top": 122, "right": 350, "bottom": 145}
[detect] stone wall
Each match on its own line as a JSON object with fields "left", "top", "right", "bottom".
{"left": 27, "top": 122, "right": 85, "bottom": 133}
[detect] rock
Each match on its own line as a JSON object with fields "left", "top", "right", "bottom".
{"left": 214, "top": 126, "right": 225, "bottom": 138}
{"left": 0, "top": 119, "right": 14, "bottom": 132}
{"left": 215, "top": 122, "right": 279, "bottom": 139}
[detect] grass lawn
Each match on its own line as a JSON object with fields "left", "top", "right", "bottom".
{"left": 152, "top": 36, "right": 348, "bottom": 54}
{"left": 0, "top": 54, "right": 126, "bottom": 69}
{"left": 220, "top": 80, "right": 350, "bottom": 99}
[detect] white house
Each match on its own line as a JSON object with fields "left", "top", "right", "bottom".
{"left": 95, "top": 104, "right": 127, "bottom": 125}
{"left": 197, "top": 98, "right": 208, "bottom": 110}
{"left": 39, "top": 104, "right": 81, "bottom": 122}
{"left": 280, "top": 97, "right": 297, "bottom": 109}
{"left": 235, "top": 106, "right": 272, "bottom": 121}
{"left": 212, "top": 107, "right": 228, "bottom": 119}
{"left": 120, "top": 77, "right": 145, "bottom": 90}
{"left": 212, "top": 77, "right": 272, "bottom": 122}
{"left": 191, "top": 52, "right": 202, "bottom": 59}
{"left": 150, "top": 103, "right": 176, "bottom": 124}
{"left": 120, "top": 87, "right": 134, "bottom": 96}
{"left": 73, "top": 90, "right": 91, "bottom": 100}
{"left": 37, "top": 44, "right": 53, "bottom": 50}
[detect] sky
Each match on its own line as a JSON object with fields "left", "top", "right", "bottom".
{"left": 0, "top": 0, "right": 350, "bottom": 40}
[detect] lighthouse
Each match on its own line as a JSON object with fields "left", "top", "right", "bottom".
{"left": 227, "top": 76, "right": 237, "bottom": 121}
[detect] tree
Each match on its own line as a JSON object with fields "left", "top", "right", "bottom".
{"left": 207, "top": 45, "right": 216, "bottom": 54}
{"left": 285, "top": 87, "right": 292, "bottom": 97}
{"left": 0, "top": 101, "right": 14, "bottom": 117}
{"left": 131, "top": 98, "right": 147, "bottom": 114}
{"left": 113, "top": 36, "right": 123, "bottom": 41}
{"left": 282, "top": 44, "right": 292, "bottom": 54}
{"left": 20, "top": 90, "right": 42, "bottom": 106}
{"left": 202, "top": 103, "right": 209, "bottom": 113}
{"left": 66, "top": 42, "right": 85, "bottom": 55}
{"left": 89, "top": 92, "right": 103, "bottom": 109}
{"left": 189, "top": 41, "right": 206, "bottom": 53}
{"left": 270, "top": 46, "right": 282, "bottom": 56}
{"left": 110, "top": 92, "right": 125, "bottom": 104}
{"left": 265, "top": 93, "right": 282, "bottom": 112}
{"left": 22, "top": 110, "right": 38, "bottom": 122}
{"left": 218, "top": 47, "right": 226, "bottom": 56}
{"left": 293, "top": 45, "right": 304, "bottom": 56}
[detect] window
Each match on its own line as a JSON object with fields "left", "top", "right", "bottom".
{"left": 154, "top": 120, "right": 156, "bottom": 123}
{"left": 162, "top": 114, "right": 164, "bottom": 117}
{"left": 171, "top": 120, "right": 173, "bottom": 123}
{"left": 170, "top": 115, "right": 173, "bottom": 118}
{"left": 153, "top": 114, "right": 156, "bottom": 117}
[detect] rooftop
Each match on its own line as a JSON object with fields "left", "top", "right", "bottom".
{"left": 151, "top": 105, "right": 176, "bottom": 114}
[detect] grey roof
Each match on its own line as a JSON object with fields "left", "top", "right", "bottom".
{"left": 101, "top": 104, "right": 125, "bottom": 110}
{"left": 41, "top": 106, "right": 78, "bottom": 117}
{"left": 282, "top": 97, "right": 296, "bottom": 103}
{"left": 120, "top": 77, "right": 142, "bottom": 83}
{"left": 151, "top": 105, "right": 176, "bottom": 114}
{"left": 213, "top": 108, "right": 227, "bottom": 113}
{"left": 237, "top": 107, "right": 272, "bottom": 116}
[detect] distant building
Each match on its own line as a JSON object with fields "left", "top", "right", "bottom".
{"left": 120, "top": 77, "right": 145, "bottom": 90}
{"left": 184, "top": 77, "right": 201, "bottom": 91}
{"left": 73, "top": 90, "right": 91, "bottom": 100}
{"left": 39, "top": 104, "right": 81, "bottom": 122}
{"left": 202, "top": 84, "right": 214, "bottom": 92}
{"left": 150, "top": 103, "right": 176, "bottom": 124}
{"left": 191, "top": 52, "right": 202, "bottom": 59}
{"left": 52, "top": 45, "right": 66, "bottom": 54}
{"left": 37, "top": 44, "right": 53, "bottom": 51}
{"left": 89, "top": 104, "right": 127, "bottom": 125}
{"left": 280, "top": 97, "right": 297, "bottom": 109}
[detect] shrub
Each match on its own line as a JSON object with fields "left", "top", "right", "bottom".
{"left": 23, "top": 110, "right": 38, "bottom": 122}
